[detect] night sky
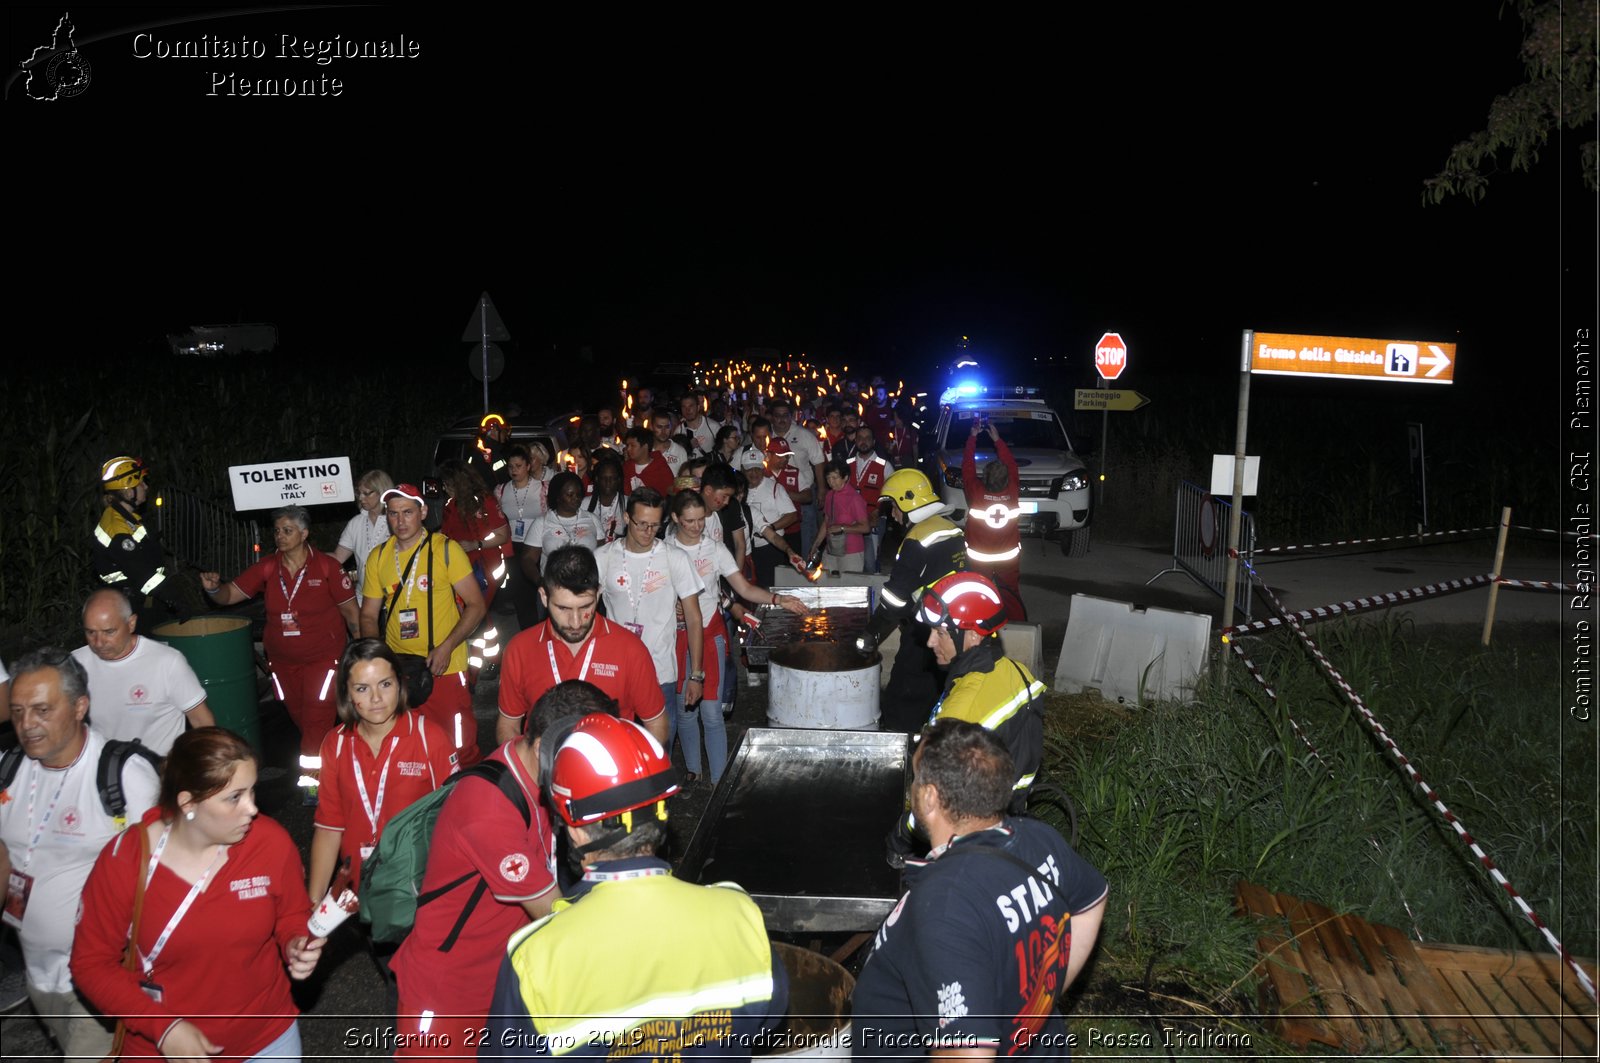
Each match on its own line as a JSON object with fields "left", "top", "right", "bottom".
{"left": 7, "top": 2, "right": 1591, "bottom": 404}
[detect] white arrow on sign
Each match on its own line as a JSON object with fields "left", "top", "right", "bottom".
{"left": 1423, "top": 344, "right": 1452, "bottom": 379}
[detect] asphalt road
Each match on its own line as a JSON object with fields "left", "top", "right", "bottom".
{"left": 0, "top": 529, "right": 1568, "bottom": 1059}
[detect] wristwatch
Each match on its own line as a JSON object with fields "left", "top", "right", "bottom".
{"left": 688, "top": 671, "right": 706, "bottom": 682}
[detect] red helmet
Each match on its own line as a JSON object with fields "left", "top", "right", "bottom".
{"left": 549, "top": 713, "right": 679, "bottom": 828}
{"left": 917, "top": 572, "right": 1008, "bottom": 636}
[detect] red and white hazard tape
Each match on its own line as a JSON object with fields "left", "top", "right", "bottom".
{"left": 1493, "top": 577, "right": 1574, "bottom": 592}
{"left": 1222, "top": 638, "right": 1331, "bottom": 772}
{"left": 1259, "top": 521, "right": 1573, "bottom": 556}
{"left": 1258, "top": 526, "right": 1495, "bottom": 555}
{"left": 1223, "top": 573, "right": 1496, "bottom": 638}
{"left": 1230, "top": 560, "right": 1597, "bottom": 1001}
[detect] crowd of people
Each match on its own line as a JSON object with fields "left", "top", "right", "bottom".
{"left": 1, "top": 367, "right": 1103, "bottom": 1062}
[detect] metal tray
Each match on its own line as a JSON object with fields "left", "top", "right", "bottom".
{"left": 741, "top": 586, "right": 874, "bottom": 667}
{"left": 675, "top": 727, "right": 910, "bottom": 933}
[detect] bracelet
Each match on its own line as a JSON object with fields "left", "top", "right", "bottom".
{"left": 204, "top": 585, "right": 220, "bottom": 597}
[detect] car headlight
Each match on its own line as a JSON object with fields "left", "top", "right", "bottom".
{"left": 1059, "top": 472, "right": 1089, "bottom": 492}
{"left": 942, "top": 466, "right": 963, "bottom": 489}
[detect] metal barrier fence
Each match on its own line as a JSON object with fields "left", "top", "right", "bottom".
{"left": 1146, "top": 480, "right": 1256, "bottom": 620}
{"left": 155, "top": 487, "right": 262, "bottom": 575}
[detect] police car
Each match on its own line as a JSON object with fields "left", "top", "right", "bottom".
{"left": 927, "top": 384, "right": 1092, "bottom": 556}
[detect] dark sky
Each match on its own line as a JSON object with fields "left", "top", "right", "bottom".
{"left": 7, "top": 2, "right": 1590, "bottom": 398}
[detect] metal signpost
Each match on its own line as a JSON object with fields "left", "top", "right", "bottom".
{"left": 461, "top": 291, "right": 511, "bottom": 414}
{"left": 1220, "top": 330, "right": 1460, "bottom": 624}
{"left": 1093, "top": 332, "right": 1128, "bottom": 504}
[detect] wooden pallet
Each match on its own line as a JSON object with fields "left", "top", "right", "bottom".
{"left": 1236, "top": 881, "right": 1597, "bottom": 1059}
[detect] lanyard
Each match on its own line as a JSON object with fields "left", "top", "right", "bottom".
{"left": 392, "top": 537, "right": 427, "bottom": 607}
{"left": 278, "top": 550, "right": 310, "bottom": 610}
{"left": 352, "top": 735, "right": 398, "bottom": 839}
{"left": 141, "top": 825, "right": 226, "bottom": 977}
{"left": 18, "top": 769, "right": 70, "bottom": 873}
{"left": 582, "top": 865, "right": 670, "bottom": 884}
{"left": 853, "top": 456, "right": 875, "bottom": 488}
{"left": 547, "top": 637, "right": 597, "bottom": 686}
{"left": 505, "top": 481, "right": 530, "bottom": 520}
{"left": 619, "top": 541, "right": 658, "bottom": 623}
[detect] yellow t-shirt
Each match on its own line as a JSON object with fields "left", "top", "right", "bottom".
{"left": 362, "top": 533, "right": 475, "bottom": 675}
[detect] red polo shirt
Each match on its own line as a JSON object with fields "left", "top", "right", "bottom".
{"left": 497, "top": 615, "right": 666, "bottom": 729}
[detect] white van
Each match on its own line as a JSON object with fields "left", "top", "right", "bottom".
{"left": 927, "top": 386, "right": 1092, "bottom": 555}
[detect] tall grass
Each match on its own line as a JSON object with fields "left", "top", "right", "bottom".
{"left": 1036, "top": 617, "right": 1591, "bottom": 1010}
{"left": 1, "top": 352, "right": 477, "bottom": 654}
{"left": 1081, "top": 374, "right": 1561, "bottom": 546}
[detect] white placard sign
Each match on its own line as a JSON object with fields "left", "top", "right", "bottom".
{"left": 229, "top": 456, "right": 354, "bottom": 511}
{"left": 1210, "top": 455, "right": 1260, "bottom": 497}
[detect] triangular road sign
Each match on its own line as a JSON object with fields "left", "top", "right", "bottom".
{"left": 462, "top": 292, "right": 511, "bottom": 342}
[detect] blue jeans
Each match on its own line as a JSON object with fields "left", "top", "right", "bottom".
{"left": 673, "top": 632, "right": 728, "bottom": 780}
{"left": 245, "top": 1021, "right": 302, "bottom": 1062}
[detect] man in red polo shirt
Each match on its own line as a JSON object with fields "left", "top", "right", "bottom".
{"left": 494, "top": 545, "right": 667, "bottom": 746}
{"left": 389, "top": 683, "right": 575, "bottom": 1058}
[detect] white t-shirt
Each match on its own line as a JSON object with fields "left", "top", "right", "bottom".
{"left": 498, "top": 471, "right": 555, "bottom": 545}
{"left": 682, "top": 415, "right": 721, "bottom": 456}
{"left": 586, "top": 495, "right": 626, "bottom": 545}
{"left": 653, "top": 441, "right": 690, "bottom": 478}
{"left": 0, "top": 727, "right": 160, "bottom": 993}
{"left": 782, "top": 425, "right": 826, "bottom": 491}
{"left": 669, "top": 535, "right": 740, "bottom": 627}
{"left": 338, "top": 511, "right": 392, "bottom": 604}
{"left": 746, "top": 477, "right": 797, "bottom": 546}
{"left": 530, "top": 510, "right": 603, "bottom": 570}
{"left": 72, "top": 638, "right": 207, "bottom": 756}
{"left": 594, "top": 539, "right": 703, "bottom": 684}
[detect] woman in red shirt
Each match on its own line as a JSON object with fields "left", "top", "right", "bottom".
{"left": 202, "top": 506, "right": 358, "bottom": 798}
{"left": 438, "top": 459, "right": 512, "bottom": 609}
{"left": 72, "top": 728, "right": 325, "bottom": 1063}
{"left": 308, "top": 639, "right": 457, "bottom": 900}
{"left": 439, "top": 459, "right": 512, "bottom": 678}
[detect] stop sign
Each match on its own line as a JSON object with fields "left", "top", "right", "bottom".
{"left": 1094, "top": 332, "right": 1128, "bottom": 380}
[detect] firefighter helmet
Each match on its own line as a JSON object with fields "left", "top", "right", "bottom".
{"left": 881, "top": 467, "right": 940, "bottom": 514}
{"left": 549, "top": 713, "right": 679, "bottom": 828}
{"left": 100, "top": 456, "right": 148, "bottom": 492}
{"left": 917, "top": 571, "right": 1008, "bottom": 636}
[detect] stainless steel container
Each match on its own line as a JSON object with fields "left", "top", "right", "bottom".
{"left": 768, "top": 642, "right": 880, "bottom": 729}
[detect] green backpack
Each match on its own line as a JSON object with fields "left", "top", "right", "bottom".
{"left": 358, "top": 759, "right": 531, "bottom": 947}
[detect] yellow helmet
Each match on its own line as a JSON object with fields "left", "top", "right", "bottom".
{"left": 881, "top": 467, "right": 939, "bottom": 513}
{"left": 100, "top": 456, "right": 148, "bottom": 492}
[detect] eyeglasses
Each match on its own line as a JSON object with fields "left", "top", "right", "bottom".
{"left": 629, "top": 519, "right": 662, "bottom": 531}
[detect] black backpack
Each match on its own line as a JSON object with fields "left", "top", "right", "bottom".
{"left": 0, "top": 737, "right": 163, "bottom": 828}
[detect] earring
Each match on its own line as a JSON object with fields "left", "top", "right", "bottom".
{"left": 185, "top": 810, "right": 196, "bottom": 821}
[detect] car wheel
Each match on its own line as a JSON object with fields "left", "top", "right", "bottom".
{"left": 1061, "top": 526, "right": 1090, "bottom": 557}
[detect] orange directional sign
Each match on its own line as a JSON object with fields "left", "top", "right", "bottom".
{"left": 1250, "top": 331, "right": 1455, "bottom": 384}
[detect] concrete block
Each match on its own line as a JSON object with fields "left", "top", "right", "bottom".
{"left": 1054, "top": 593, "right": 1210, "bottom": 705}
{"left": 999, "top": 623, "right": 1043, "bottom": 678}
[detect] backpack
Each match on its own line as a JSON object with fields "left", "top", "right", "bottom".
{"left": 358, "top": 759, "right": 531, "bottom": 947}
{"left": 0, "top": 737, "right": 163, "bottom": 829}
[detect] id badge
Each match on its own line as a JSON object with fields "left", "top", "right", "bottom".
{"left": 3, "top": 869, "right": 34, "bottom": 928}
{"left": 398, "top": 608, "right": 420, "bottom": 641}
{"left": 360, "top": 845, "right": 376, "bottom": 861}
{"left": 140, "top": 979, "right": 164, "bottom": 1003}
{"left": 624, "top": 622, "right": 644, "bottom": 638}
{"left": 280, "top": 611, "right": 301, "bottom": 636}
{"left": 513, "top": 519, "right": 526, "bottom": 539}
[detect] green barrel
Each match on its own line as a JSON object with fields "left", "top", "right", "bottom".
{"left": 152, "top": 616, "right": 260, "bottom": 751}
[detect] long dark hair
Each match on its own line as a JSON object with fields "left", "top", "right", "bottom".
{"left": 438, "top": 459, "right": 489, "bottom": 521}
{"left": 336, "top": 638, "right": 410, "bottom": 726}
